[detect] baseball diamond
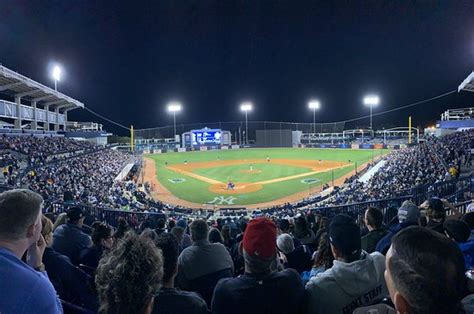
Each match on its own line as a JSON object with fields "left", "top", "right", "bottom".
{"left": 143, "top": 148, "right": 387, "bottom": 208}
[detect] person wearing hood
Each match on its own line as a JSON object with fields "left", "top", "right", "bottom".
{"left": 444, "top": 219, "right": 474, "bottom": 270}
{"left": 306, "top": 214, "right": 387, "bottom": 314}
{"left": 375, "top": 201, "right": 420, "bottom": 255}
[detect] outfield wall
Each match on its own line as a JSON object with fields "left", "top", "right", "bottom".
{"left": 140, "top": 143, "right": 398, "bottom": 154}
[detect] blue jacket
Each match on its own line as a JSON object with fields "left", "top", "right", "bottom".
{"left": 52, "top": 223, "right": 92, "bottom": 265}
{"left": 43, "top": 247, "right": 97, "bottom": 310}
{"left": 375, "top": 222, "right": 418, "bottom": 255}
{"left": 0, "top": 247, "right": 63, "bottom": 314}
{"left": 459, "top": 241, "right": 474, "bottom": 270}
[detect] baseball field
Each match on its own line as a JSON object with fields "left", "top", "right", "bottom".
{"left": 143, "top": 148, "right": 388, "bottom": 208}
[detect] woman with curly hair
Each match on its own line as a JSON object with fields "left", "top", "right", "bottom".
{"left": 95, "top": 232, "right": 163, "bottom": 314}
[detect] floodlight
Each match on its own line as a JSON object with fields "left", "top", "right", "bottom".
{"left": 240, "top": 102, "right": 253, "bottom": 112}
{"left": 52, "top": 65, "right": 61, "bottom": 82}
{"left": 308, "top": 100, "right": 320, "bottom": 110}
{"left": 167, "top": 102, "right": 182, "bottom": 113}
{"left": 363, "top": 95, "right": 380, "bottom": 106}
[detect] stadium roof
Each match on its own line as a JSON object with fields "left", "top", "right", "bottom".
{"left": 459, "top": 71, "right": 474, "bottom": 93}
{"left": 0, "top": 65, "right": 84, "bottom": 109}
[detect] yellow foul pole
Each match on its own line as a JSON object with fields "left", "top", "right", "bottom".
{"left": 408, "top": 116, "right": 412, "bottom": 144}
{"left": 130, "top": 125, "right": 134, "bottom": 152}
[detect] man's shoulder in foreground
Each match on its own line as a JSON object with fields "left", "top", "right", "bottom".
{"left": 0, "top": 248, "right": 62, "bottom": 314}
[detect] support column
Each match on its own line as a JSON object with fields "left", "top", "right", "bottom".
{"left": 31, "top": 101, "right": 37, "bottom": 130}
{"left": 63, "top": 109, "right": 68, "bottom": 131}
{"left": 54, "top": 107, "right": 60, "bottom": 131}
{"left": 44, "top": 105, "right": 50, "bottom": 131}
{"left": 14, "top": 96, "right": 21, "bottom": 129}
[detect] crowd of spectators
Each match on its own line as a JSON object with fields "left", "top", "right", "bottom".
{"left": 2, "top": 189, "right": 474, "bottom": 314}
{"left": 0, "top": 134, "right": 98, "bottom": 165}
{"left": 21, "top": 149, "right": 133, "bottom": 207}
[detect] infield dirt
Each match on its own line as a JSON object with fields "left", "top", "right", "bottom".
{"left": 141, "top": 157, "right": 365, "bottom": 209}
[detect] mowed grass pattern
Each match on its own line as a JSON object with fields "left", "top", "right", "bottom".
{"left": 193, "top": 163, "right": 311, "bottom": 183}
{"left": 149, "top": 148, "right": 387, "bottom": 205}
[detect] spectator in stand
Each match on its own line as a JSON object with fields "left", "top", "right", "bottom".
{"left": 376, "top": 201, "right": 420, "bottom": 255}
{"left": 41, "top": 215, "right": 97, "bottom": 310}
{"left": 424, "top": 198, "right": 448, "bottom": 234}
{"left": 306, "top": 214, "right": 387, "bottom": 314}
{"left": 0, "top": 189, "right": 63, "bottom": 313}
{"left": 80, "top": 222, "right": 114, "bottom": 271}
{"left": 114, "top": 217, "right": 129, "bottom": 240}
{"left": 293, "top": 215, "right": 318, "bottom": 252}
{"left": 221, "top": 224, "right": 235, "bottom": 250}
{"left": 462, "top": 212, "right": 474, "bottom": 241}
{"left": 208, "top": 228, "right": 224, "bottom": 244}
{"left": 277, "top": 233, "right": 313, "bottom": 274}
{"left": 384, "top": 226, "right": 466, "bottom": 314}
{"left": 95, "top": 232, "right": 163, "bottom": 314}
{"left": 52, "top": 207, "right": 92, "bottom": 265}
{"left": 52, "top": 212, "right": 68, "bottom": 232}
{"left": 212, "top": 217, "right": 305, "bottom": 314}
{"left": 177, "top": 218, "right": 192, "bottom": 248}
{"left": 176, "top": 219, "right": 234, "bottom": 306}
{"left": 302, "top": 232, "right": 334, "bottom": 283}
{"left": 361, "top": 207, "right": 389, "bottom": 253}
{"left": 155, "top": 218, "right": 166, "bottom": 235}
{"left": 153, "top": 233, "right": 208, "bottom": 314}
{"left": 444, "top": 219, "right": 474, "bottom": 270}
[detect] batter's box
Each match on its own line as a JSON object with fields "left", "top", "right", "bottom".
{"left": 168, "top": 178, "right": 186, "bottom": 184}
{"left": 301, "top": 178, "right": 320, "bottom": 185}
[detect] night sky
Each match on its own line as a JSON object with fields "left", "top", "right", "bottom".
{"left": 1, "top": 1, "right": 474, "bottom": 135}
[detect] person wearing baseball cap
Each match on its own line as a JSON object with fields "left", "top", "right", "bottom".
{"left": 375, "top": 201, "right": 420, "bottom": 255}
{"left": 52, "top": 207, "right": 91, "bottom": 265}
{"left": 306, "top": 214, "right": 387, "bottom": 314}
{"left": 211, "top": 217, "right": 305, "bottom": 314}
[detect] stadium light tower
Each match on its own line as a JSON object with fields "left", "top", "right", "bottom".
{"left": 308, "top": 100, "right": 320, "bottom": 133}
{"left": 363, "top": 94, "right": 380, "bottom": 129}
{"left": 167, "top": 102, "right": 182, "bottom": 138}
{"left": 51, "top": 65, "right": 62, "bottom": 91}
{"left": 240, "top": 102, "right": 253, "bottom": 145}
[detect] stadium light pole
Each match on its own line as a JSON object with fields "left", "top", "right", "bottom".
{"left": 51, "top": 65, "right": 62, "bottom": 91}
{"left": 363, "top": 95, "right": 380, "bottom": 130}
{"left": 308, "top": 100, "right": 320, "bottom": 133}
{"left": 167, "top": 102, "right": 182, "bottom": 139}
{"left": 240, "top": 102, "right": 253, "bottom": 145}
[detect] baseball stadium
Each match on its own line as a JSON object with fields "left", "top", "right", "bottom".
{"left": 1, "top": 3, "right": 474, "bottom": 314}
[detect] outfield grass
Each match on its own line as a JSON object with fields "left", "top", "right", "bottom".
{"left": 193, "top": 163, "right": 312, "bottom": 183}
{"left": 148, "top": 148, "right": 387, "bottom": 206}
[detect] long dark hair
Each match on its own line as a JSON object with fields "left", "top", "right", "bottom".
{"left": 313, "top": 232, "right": 334, "bottom": 269}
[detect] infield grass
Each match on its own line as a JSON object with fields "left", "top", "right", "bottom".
{"left": 148, "top": 148, "right": 387, "bottom": 206}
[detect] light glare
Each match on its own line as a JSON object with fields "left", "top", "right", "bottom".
{"left": 167, "top": 102, "right": 182, "bottom": 113}
{"left": 308, "top": 100, "right": 320, "bottom": 110}
{"left": 363, "top": 95, "right": 380, "bottom": 106}
{"left": 52, "top": 65, "right": 61, "bottom": 82}
{"left": 240, "top": 102, "right": 253, "bottom": 112}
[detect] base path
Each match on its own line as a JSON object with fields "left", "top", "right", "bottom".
{"left": 142, "top": 157, "right": 372, "bottom": 209}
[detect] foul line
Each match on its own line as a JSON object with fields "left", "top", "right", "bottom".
{"left": 167, "top": 166, "right": 223, "bottom": 185}
{"left": 167, "top": 164, "right": 351, "bottom": 186}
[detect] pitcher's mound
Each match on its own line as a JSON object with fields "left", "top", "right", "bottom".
{"left": 209, "top": 182, "right": 263, "bottom": 194}
{"left": 240, "top": 169, "right": 262, "bottom": 174}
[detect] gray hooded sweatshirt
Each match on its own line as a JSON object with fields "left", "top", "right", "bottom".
{"left": 305, "top": 251, "right": 387, "bottom": 314}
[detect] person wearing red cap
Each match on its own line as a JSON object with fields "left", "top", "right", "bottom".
{"left": 211, "top": 217, "right": 305, "bottom": 314}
